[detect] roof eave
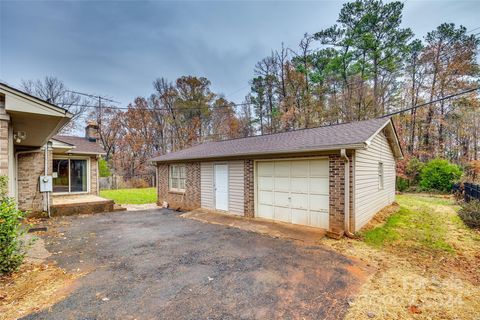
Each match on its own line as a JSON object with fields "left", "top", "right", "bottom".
{"left": 66, "top": 151, "right": 106, "bottom": 156}
{"left": 150, "top": 143, "right": 367, "bottom": 163}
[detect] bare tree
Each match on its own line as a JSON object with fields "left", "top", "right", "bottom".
{"left": 21, "top": 76, "right": 89, "bottom": 132}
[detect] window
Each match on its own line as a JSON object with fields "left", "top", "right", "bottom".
{"left": 169, "top": 164, "right": 186, "bottom": 192}
{"left": 53, "top": 158, "right": 88, "bottom": 193}
{"left": 378, "top": 162, "right": 384, "bottom": 190}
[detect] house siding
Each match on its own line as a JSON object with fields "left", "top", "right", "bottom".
{"left": 200, "top": 162, "right": 214, "bottom": 209}
{"left": 200, "top": 160, "right": 244, "bottom": 215}
{"left": 228, "top": 161, "right": 244, "bottom": 215}
{"left": 0, "top": 117, "right": 8, "bottom": 177}
{"left": 354, "top": 131, "right": 396, "bottom": 231}
{"left": 157, "top": 162, "right": 201, "bottom": 211}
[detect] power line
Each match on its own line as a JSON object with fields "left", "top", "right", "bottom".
{"left": 65, "top": 90, "right": 121, "bottom": 104}
{"left": 62, "top": 101, "right": 251, "bottom": 112}
{"left": 382, "top": 86, "right": 480, "bottom": 117}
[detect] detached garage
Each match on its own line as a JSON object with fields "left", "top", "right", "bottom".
{"left": 152, "top": 117, "right": 402, "bottom": 238}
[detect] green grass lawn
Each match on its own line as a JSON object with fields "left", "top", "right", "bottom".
{"left": 100, "top": 187, "right": 157, "bottom": 204}
{"left": 361, "top": 194, "right": 468, "bottom": 253}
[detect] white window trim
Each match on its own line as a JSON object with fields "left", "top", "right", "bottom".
{"left": 169, "top": 164, "right": 186, "bottom": 193}
{"left": 52, "top": 155, "right": 91, "bottom": 195}
{"left": 378, "top": 162, "right": 384, "bottom": 190}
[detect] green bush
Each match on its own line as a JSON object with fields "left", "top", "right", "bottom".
{"left": 405, "top": 157, "right": 424, "bottom": 184}
{"left": 98, "top": 158, "right": 111, "bottom": 178}
{"left": 396, "top": 176, "right": 409, "bottom": 192}
{"left": 0, "top": 176, "right": 27, "bottom": 274}
{"left": 459, "top": 200, "right": 480, "bottom": 229}
{"left": 419, "top": 159, "right": 463, "bottom": 192}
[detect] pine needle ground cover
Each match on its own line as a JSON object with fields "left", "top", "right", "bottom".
{"left": 323, "top": 194, "right": 480, "bottom": 320}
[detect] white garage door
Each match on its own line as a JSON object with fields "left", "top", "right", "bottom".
{"left": 256, "top": 159, "right": 329, "bottom": 228}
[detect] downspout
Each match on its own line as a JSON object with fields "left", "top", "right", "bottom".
{"left": 44, "top": 142, "right": 51, "bottom": 217}
{"left": 340, "top": 149, "right": 355, "bottom": 238}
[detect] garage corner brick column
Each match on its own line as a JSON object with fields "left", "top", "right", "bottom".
{"left": 328, "top": 153, "right": 354, "bottom": 237}
{"left": 157, "top": 162, "right": 201, "bottom": 211}
{"left": 244, "top": 160, "right": 255, "bottom": 218}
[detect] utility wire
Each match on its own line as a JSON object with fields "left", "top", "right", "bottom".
{"left": 382, "top": 86, "right": 480, "bottom": 117}
{"left": 65, "top": 90, "right": 121, "bottom": 104}
{"left": 59, "top": 101, "right": 251, "bottom": 111}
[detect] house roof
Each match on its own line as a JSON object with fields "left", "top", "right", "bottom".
{"left": 52, "top": 135, "right": 106, "bottom": 155}
{"left": 0, "top": 82, "right": 73, "bottom": 147}
{"left": 151, "top": 117, "right": 403, "bottom": 162}
{"left": 0, "top": 82, "right": 72, "bottom": 117}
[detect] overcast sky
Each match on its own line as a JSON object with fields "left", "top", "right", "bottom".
{"left": 1, "top": 0, "right": 479, "bottom": 106}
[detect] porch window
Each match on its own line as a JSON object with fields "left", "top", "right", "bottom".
{"left": 53, "top": 158, "right": 88, "bottom": 193}
{"left": 169, "top": 164, "right": 186, "bottom": 192}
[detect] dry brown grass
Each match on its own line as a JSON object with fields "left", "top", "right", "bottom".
{"left": 0, "top": 262, "right": 81, "bottom": 320}
{"left": 322, "top": 194, "right": 480, "bottom": 320}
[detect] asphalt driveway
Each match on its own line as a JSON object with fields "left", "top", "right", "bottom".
{"left": 23, "top": 209, "right": 368, "bottom": 320}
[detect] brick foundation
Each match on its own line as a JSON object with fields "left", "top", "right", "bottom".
{"left": 157, "top": 162, "right": 201, "bottom": 211}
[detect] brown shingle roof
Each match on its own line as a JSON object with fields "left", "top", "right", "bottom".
{"left": 53, "top": 135, "right": 105, "bottom": 155}
{"left": 152, "top": 117, "right": 398, "bottom": 162}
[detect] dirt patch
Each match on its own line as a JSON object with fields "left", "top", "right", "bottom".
{"left": 324, "top": 238, "right": 480, "bottom": 319}
{"left": 0, "top": 220, "right": 82, "bottom": 320}
{"left": 0, "top": 263, "right": 81, "bottom": 320}
{"left": 359, "top": 202, "right": 400, "bottom": 232}
{"left": 182, "top": 209, "right": 325, "bottom": 245}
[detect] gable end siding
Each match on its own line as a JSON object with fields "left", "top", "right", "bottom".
{"left": 354, "top": 131, "right": 396, "bottom": 231}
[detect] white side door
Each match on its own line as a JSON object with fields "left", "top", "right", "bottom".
{"left": 214, "top": 164, "right": 229, "bottom": 211}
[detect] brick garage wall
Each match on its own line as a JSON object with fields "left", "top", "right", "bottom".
{"left": 328, "top": 153, "right": 354, "bottom": 237}
{"left": 17, "top": 149, "right": 52, "bottom": 213}
{"left": 244, "top": 160, "right": 254, "bottom": 218}
{"left": 157, "top": 162, "right": 201, "bottom": 211}
{"left": 0, "top": 119, "right": 8, "bottom": 176}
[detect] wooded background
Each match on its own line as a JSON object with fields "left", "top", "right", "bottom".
{"left": 21, "top": 0, "right": 480, "bottom": 182}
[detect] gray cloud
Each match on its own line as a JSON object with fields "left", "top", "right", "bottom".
{"left": 1, "top": 0, "right": 478, "bottom": 105}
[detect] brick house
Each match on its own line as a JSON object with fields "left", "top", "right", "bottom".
{"left": 0, "top": 82, "right": 108, "bottom": 215}
{"left": 152, "top": 118, "right": 403, "bottom": 238}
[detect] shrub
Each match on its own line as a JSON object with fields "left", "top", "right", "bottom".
{"left": 406, "top": 157, "right": 425, "bottom": 184}
{"left": 419, "top": 159, "right": 463, "bottom": 192}
{"left": 128, "top": 178, "right": 149, "bottom": 189}
{"left": 98, "top": 158, "right": 111, "bottom": 178}
{"left": 0, "top": 175, "right": 7, "bottom": 198}
{"left": 459, "top": 200, "right": 480, "bottom": 229}
{"left": 0, "top": 176, "right": 27, "bottom": 274}
{"left": 396, "top": 176, "right": 409, "bottom": 192}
